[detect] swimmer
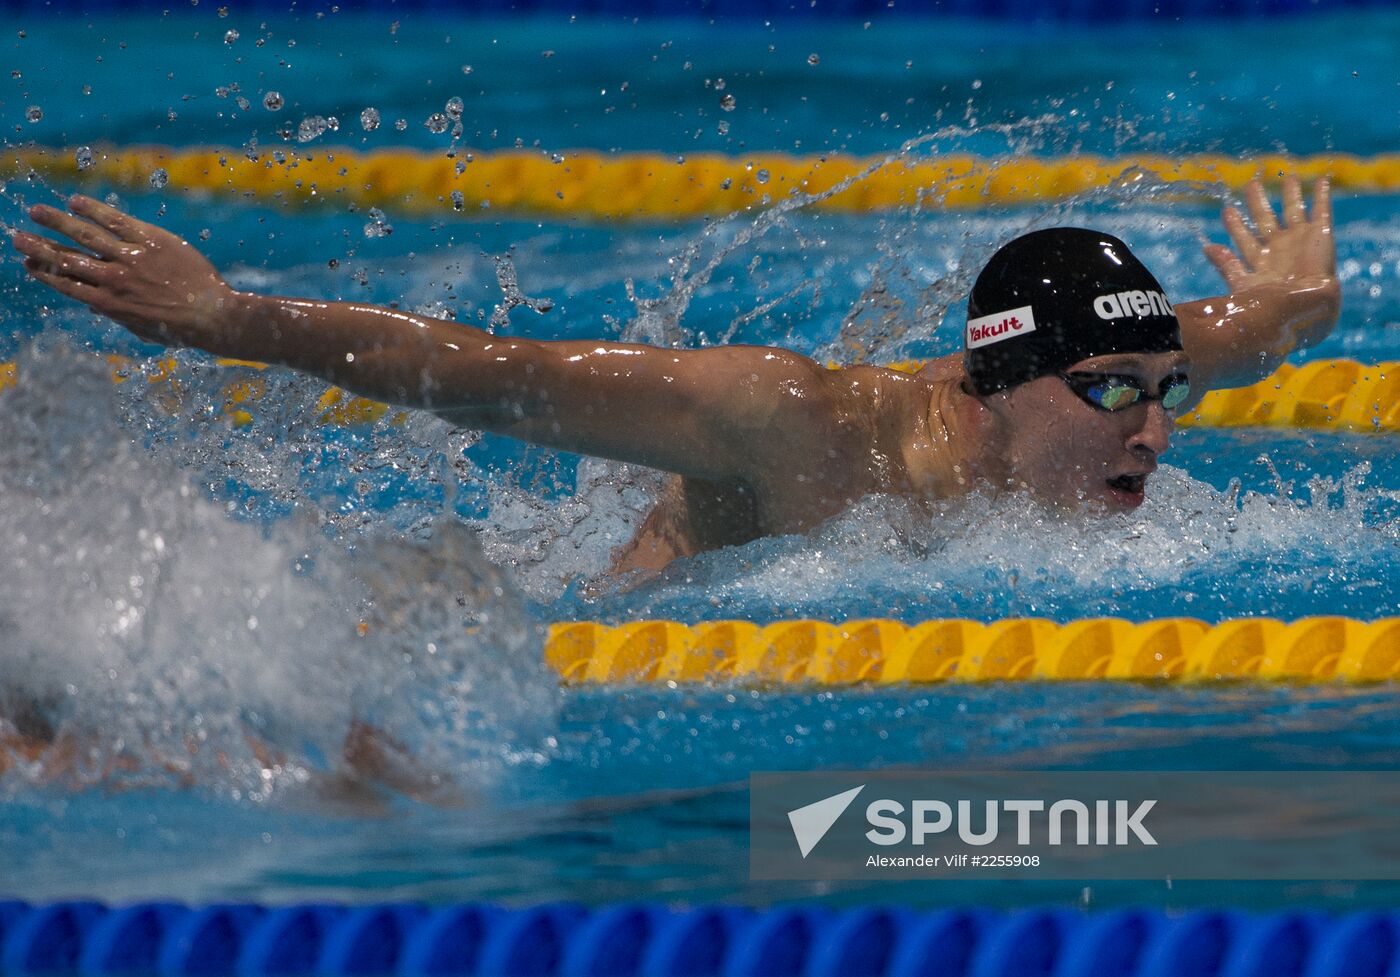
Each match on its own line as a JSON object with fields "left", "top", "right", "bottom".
{"left": 0, "top": 709, "right": 457, "bottom": 805}
{"left": 12, "top": 176, "right": 1339, "bottom": 576}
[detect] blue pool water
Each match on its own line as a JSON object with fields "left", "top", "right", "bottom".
{"left": 0, "top": 9, "right": 1398, "bottom": 909}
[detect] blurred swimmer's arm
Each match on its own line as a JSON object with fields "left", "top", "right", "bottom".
{"left": 14, "top": 196, "right": 852, "bottom": 481}
{"left": 1174, "top": 176, "right": 1340, "bottom": 398}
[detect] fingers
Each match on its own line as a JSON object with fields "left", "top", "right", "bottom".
{"left": 1312, "top": 176, "right": 1332, "bottom": 229}
{"left": 1221, "top": 206, "right": 1261, "bottom": 267}
{"left": 1202, "top": 242, "right": 1247, "bottom": 288}
{"left": 1245, "top": 179, "right": 1280, "bottom": 236}
{"left": 28, "top": 202, "right": 128, "bottom": 258}
{"left": 23, "top": 261, "right": 112, "bottom": 309}
{"left": 66, "top": 194, "right": 152, "bottom": 245}
{"left": 1281, "top": 174, "right": 1307, "bottom": 227}
{"left": 14, "top": 233, "right": 112, "bottom": 286}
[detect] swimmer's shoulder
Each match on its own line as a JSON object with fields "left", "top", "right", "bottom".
{"left": 826, "top": 355, "right": 966, "bottom": 455}
{"left": 833, "top": 353, "right": 984, "bottom": 494}
{"left": 827, "top": 353, "right": 964, "bottom": 405}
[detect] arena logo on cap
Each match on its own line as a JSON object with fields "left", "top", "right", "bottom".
{"left": 966, "top": 305, "right": 1036, "bottom": 349}
{"left": 1093, "top": 290, "right": 1174, "bottom": 321}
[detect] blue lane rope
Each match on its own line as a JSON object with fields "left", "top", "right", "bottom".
{"left": 0, "top": 899, "right": 1397, "bottom": 977}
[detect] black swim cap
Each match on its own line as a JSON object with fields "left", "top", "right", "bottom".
{"left": 963, "top": 227, "right": 1183, "bottom": 396}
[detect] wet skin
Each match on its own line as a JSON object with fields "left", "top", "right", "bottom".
{"left": 12, "top": 177, "right": 1339, "bottom": 573}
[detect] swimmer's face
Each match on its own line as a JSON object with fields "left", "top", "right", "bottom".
{"left": 984, "top": 351, "right": 1190, "bottom": 512}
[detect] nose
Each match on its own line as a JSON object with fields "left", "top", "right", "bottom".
{"left": 1127, "top": 402, "right": 1173, "bottom": 458}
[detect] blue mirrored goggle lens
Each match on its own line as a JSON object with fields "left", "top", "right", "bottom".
{"left": 1160, "top": 379, "right": 1191, "bottom": 411}
{"left": 1071, "top": 373, "right": 1190, "bottom": 412}
{"left": 1090, "top": 383, "right": 1141, "bottom": 410}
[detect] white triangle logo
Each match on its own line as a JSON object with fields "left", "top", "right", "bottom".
{"left": 787, "top": 785, "right": 865, "bottom": 858}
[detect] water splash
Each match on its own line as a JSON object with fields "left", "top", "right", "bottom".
{"left": 0, "top": 341, "right": 558, "bottom": 800}
{"left": 591, "top": 462, "right": 1398, "bottom": 624}
{"left": 488, "top": 253, "right": 554, "bottom": 331}
{"left": 614, "top": 119, "right": 1226, "bottom": 366}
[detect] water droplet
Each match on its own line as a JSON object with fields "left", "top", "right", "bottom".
{"left": 461, "top": 64, "right": 473, "bottom": 74}
{"left": 75, "top": 146, "right": 94, "bottom": 170}
{"left": 149, "top": 168, "right": 169, "bottom": 189}
{"left": 262, "top": 91, "right": 283, "bottom": 111}
{"left": 807, "top": 53, "right": 820, "bottom": 65}
{"left": 363, "top": 207, "right": 392, "bottom": 238}
{"left": 450, "top": 190, "right": 464, "bottom": 211}
{"left": 424, "top": 112, "right": 449, "bottom": 134}
{"left": 296, "top": 115, "right": 328, "bottom": 142}
{"left": 25, "top": 105, "right": 42, "bottom": 123}
{"left": 719, "top": 177, "right": 732, "bottom": 190}
{"left": 394, "top": 118, "right": 408, "bottom": 131}
{"left": 358, "top": 107, "right": 380, "bottom": 132}
{"left": 236, "top": 96, "right": 250, "bottom": 111}
{"left": 445, "top": 96, "right": 464, "bottom": 119}
{"left": 716, "top": 120, "right": 729, "bottom": 135}
{"left": 971, "top": 78, "right": 982, "bottom": 90}
{"left": 224, "top": 29, "right": 239, "bottom": 44}
{"left": 198, "top": 228, "right": 211, "bottom": 241}
{"left": 719, "top": 94, "right": 736, "bottom": 111}
{"left": 541, "top": 49, "right": 555, "bottom": 58}
{"left": 755, "top": 168, "right": 770, "bottom": 184}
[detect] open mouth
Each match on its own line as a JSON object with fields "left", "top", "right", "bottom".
{"left": 1104, "top": 473, "right": 1148, "bottom": 507}
{"left": 1107, "top": 473, "right": 1146, "bottom": 494}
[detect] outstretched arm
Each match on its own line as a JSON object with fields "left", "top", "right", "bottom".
{"left": 13, "top": 196, "right": 855, "bottom": 483}
{"left": 1175, "top": 175, "right": 1340, "bottom": 395}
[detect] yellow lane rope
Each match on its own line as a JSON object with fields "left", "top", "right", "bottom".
{"left": 7, "top": 145, "right": 1398, "bottom": 218}
{"left": 545, "top": 617, "right": 1400, "bottom": 685}
{"left": 1, "top": 356, "right": 1396, "bottom": 432}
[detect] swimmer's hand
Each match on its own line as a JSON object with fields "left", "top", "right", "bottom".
{"left": 1178, "top": 175, "right": 1341, "bottom": 393}
{"left": 13, "top": 195, "right": 240, "bottom": 353}
{"left": 1202, "top": 175, "right": 1340, "bottom": 351}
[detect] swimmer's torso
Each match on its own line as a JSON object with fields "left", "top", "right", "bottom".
{"left": 610, "top": 357, "right": 980, "bottom": 575}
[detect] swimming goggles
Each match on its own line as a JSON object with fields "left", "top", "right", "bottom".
{"left": 1058, "top": 371, "right": 1191, "bottom": 413}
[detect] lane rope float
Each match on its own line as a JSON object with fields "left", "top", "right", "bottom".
{"left": 0, "top": 899, "right": 1396, "bottom": 977}
{"left": 7, "top": 145, "right": 1397, "bottom": 219}
{"left": 1, "top": 356, "right": 1396, "bottom": 434}
{"left": 544, "top": 616, "right": 1400, "bottom": 684}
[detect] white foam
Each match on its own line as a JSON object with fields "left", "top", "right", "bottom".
{"left": 0, "top": 340, "right": 556, "bottom": 799}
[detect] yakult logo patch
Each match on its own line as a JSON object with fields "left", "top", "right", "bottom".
{"left": 966, "top": 305, "right": 1036, "bottom": 349}
{"left": 1093, "top": 290, "right": 1174, "bottom": 321}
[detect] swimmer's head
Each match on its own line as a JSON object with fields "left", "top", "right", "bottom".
{"left": 962, "top": 228, "right": 1188, "bottom": 513}
{"left": 962, "top": 227, "right": 1183, "bottom": 396}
